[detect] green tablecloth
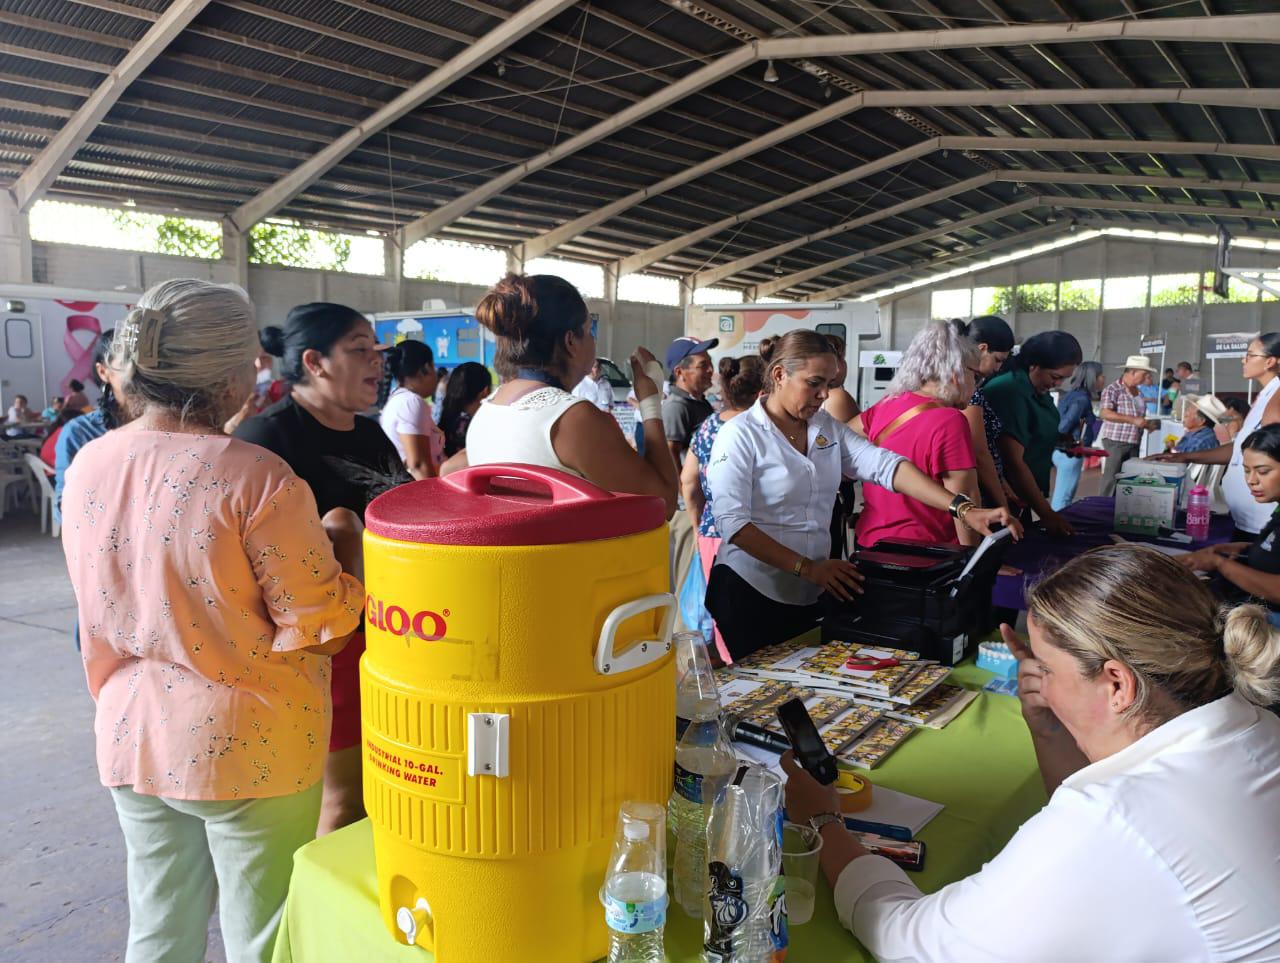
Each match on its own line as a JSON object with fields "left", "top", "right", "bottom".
{"left": 272, "top": 663, "right": 1045, "bottom": 962}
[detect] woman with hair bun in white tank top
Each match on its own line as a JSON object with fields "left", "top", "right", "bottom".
{"left": 454, "top": 273, "right": 678, "bottom": 517}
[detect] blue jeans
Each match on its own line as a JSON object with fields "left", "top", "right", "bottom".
{"left": 1051, "top": 449, "right": 1083, "bottom": 512}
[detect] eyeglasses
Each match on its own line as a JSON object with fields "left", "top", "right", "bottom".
{"left": 1245, "top": 352, "right": 1270, "bottom": 360}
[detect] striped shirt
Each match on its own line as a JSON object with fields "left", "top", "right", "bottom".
{"left": 1098, "top": 380, "right": 1145, "bottom": 445}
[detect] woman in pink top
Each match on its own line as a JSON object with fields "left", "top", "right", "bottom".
{"left": 855, "top": 321, "right": 980, "bottom": 548}
{"left": 61, "top": 279, "right": 364, "bottom": 963}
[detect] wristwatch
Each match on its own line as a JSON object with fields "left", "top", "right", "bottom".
{"left": 948, "top": 493, "right": 975, "bottom": 519}
{"left": 809, "top": 811, "right": 844, "bottom": 835}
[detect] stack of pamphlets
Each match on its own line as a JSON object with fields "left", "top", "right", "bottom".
{"left": 716, "top": 640, "right": 980, "bottom": 768}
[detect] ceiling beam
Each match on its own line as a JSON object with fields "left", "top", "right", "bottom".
{"left": 516, "top": 86, "right": 1278, "bottom": 264}
{"left": 694, "top": 167, "right": 1280, "bottom": 290}
{"left": 6, "top": 0, "right": 211, "bottom": 213}
{"left": 999, "top": 171, "right": 1280, "bottom": 196}
{"left": 802, "top": 193, "right": 1280, "bottom": 302}
{"left": 225, "top": 0, "right": 579, "bottom": 233}
{"left": 754, "top": 197, "right": 1041, "bottom": 299}
{"left": 623, "top": 135, "right": 1280, "bottom": 280}
{"left": 1039, "top": 195, "right": 1280, "bottom": 223}
{"left": 401, "top": 14, "right": 1276, "bottom": 247}
{"left": 811, "top": 221, "right": 1075, "bottom": 301}
{"left": 694, "top": 173, "right": 999, "bottom": 289}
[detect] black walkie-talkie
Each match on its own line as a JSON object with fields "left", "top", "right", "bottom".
{"left": 776, "top": 698, "right": 839, "bottom": 785}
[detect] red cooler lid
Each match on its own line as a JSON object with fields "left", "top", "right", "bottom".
{"left": 365, "top": 463, "right": 666, "bottom": 546}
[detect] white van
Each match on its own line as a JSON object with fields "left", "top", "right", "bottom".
{"left": 683, "top": 300, "right": 881, "bottom": 385}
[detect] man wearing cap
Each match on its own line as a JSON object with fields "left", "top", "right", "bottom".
{"left": 1097, "top": 355, "right": 1160, "bottom": 497}
{"left": 1174, "top": 394, "right": 1227, "bottom": 454}
{"left": 663, "top": 336, "right": 717, "bottom": 469}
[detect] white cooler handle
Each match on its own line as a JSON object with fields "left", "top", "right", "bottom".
{"left": 594, "top": 593, "right": 677, "bottom": 676}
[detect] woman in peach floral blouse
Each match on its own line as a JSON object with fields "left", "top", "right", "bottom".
{"left": 61, "top": 279, "right": 364, "bottom": 963}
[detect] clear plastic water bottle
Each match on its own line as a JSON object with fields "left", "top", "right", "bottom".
{"left": 675, "top": 630, "right": 718, "bottom": 740}
{"left": 703, "top": 764, "right": 786, "bottom": 962}
{"left": 1186, "top": 484, "right": 1211, "bottom": 540}
{"left": 602, "top": 811, "right": 667, "bottom": 963}
{"left": 670, "top": 697, "right": 738, "bottom": 917}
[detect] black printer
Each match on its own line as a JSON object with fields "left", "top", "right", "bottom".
{"left": 820, "top": 528, "right": 1014, "bottom": 665}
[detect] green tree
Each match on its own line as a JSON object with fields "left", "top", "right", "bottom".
{"left": 248, "top": 221, "right": 351, "bottom": 271}
{"left": 110, "top": 210, "right": 221, "bottom": 259}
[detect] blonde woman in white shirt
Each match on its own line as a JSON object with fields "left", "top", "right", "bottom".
{"left": 705, "top": 330, "right": 1018, "bottom": 660}
{"left": 785, "top": 543, "right": 1280, "bottom": 962}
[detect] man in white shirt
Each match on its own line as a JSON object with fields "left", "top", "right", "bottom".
{"left": 572, "top": 358, "right": 613, "bottom": 411}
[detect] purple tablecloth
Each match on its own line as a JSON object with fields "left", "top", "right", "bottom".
{"left": 991, "top": 496, "right": 1235, "bottom": 610}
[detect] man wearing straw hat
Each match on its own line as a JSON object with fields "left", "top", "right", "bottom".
{"left": 1097, "top": 354, "right": 1161, "bottom": 497}
{"left": 1174, "top": 393, "right": 1228, "bottom": 455}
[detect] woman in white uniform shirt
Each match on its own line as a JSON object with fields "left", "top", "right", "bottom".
{"left": 1159, "top": 333, "right": 1280, "bottom": 537}
{"left": 705, "top": 331, "right": 1018, "bottom": 659}
{"left": 786, "top": 544, "right": 1280, "bottom": 962}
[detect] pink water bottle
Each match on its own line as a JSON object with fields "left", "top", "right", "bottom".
{"left": 1186, "top": 484, "right": 1211, "bottom": 540}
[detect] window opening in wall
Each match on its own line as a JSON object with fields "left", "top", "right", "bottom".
{"left": 525, "top": 257, "right": 604, "bottom": 299}
{"left": 248, "top": 219, "right": 384, "bottom": 275}
{"left": 1059, "top": 278, "right": 1101, "bottom": 311}
{"left": 1013, "top": 283, "right": 1057, "bottom": 313}
{"left": 30, "top": 199, "right": 222, "bottom": 259}
{"left": 693, "top": 286, "right": 742, "bottom": 305}
{"left": 403, "top": 237, "right": 506, "bottom": 287}
{"left": 930, "top": 288, "right": 971, "bottom": 319}
{"left": 1150, "top": 274, "right": 1200, "bottom": 307}
{"left": 971, "top": 286, "right": 1000, "bottom": 315}
{"left": 1204, "top": 275, "right": 1260, "bottom": 305}
{"left": 618, "top": 273, "right": 679, "bottom": 306}
{"left": 1103, "top": 276, "right": 1149, "bottom": 310}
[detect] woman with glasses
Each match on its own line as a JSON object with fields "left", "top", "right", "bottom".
{"left": 461, "top": 273, "right": 679, "bottom": 515}
{"left": 852, "top": 321, "right": 985, "bottom": 547}
{"left": 1157, "top": 334, "right": 1280, "bottom": 540}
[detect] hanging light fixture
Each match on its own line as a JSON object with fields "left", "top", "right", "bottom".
{"left": 763, "top": 60, "right": 779, "bottom": 83}
{"left": 822, "top": 78, "right": 832, "bottom": 99}
{"left": 774, "top": 259, "right": 784, "bottom": 276}
{"left": 495, "top": 58, "right": 507, "bottom": 78}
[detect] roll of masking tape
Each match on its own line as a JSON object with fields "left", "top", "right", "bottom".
{"left": 835, "top": 769, "right": 873, "bottom": 813}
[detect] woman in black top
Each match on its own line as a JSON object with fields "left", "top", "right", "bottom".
{"left": 1180, "top": 424, "right": 1280, "bottom": 627}
{"left": 438, "top": 361, "right": 493, "bottom": 457}
{"left": 235, "top": 302, "right": 406, "bottom": 834}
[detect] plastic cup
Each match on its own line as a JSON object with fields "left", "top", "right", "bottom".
{"left": 781, "top": 822, "right": 823, "bottom": 925}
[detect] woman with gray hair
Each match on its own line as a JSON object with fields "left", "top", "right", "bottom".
{"left": 1050, "top": 360, "right": 1105, "bottom": 511}
{"left": 61, "top": 279, "right": 365, "bottom": 963}
{"left": 853, "top": 320, "right": 985, "bottom": 547}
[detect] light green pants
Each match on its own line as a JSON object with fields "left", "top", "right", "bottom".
{"left": 110, "top": 783, "right": 322, "bottom": 963}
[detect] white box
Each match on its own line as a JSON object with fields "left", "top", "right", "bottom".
{"left": 1114, "top": 475, "right": 1178, "bottom": 536}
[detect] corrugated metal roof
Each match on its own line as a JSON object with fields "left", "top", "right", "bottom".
{"left": 2, "top": 0, "right": 1278, "bottom": 294}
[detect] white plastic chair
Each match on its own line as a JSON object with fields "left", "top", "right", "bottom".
{"left": 22, "top": 453, "right": 58, "bottom": 537}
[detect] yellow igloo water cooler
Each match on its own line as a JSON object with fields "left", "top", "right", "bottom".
{"left": 361, "top": 464, "right": 676, "bottom": 963}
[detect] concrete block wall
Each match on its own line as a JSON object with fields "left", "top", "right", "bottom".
{"left": 24, "top": 233, "right": 1280, "bottom": 392}
{"left": 29, "top": 241, "right": 685, "bottom": 368}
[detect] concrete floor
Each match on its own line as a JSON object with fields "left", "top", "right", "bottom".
{"left": 0, "top": 511, "right": 225, "bottom": 962}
